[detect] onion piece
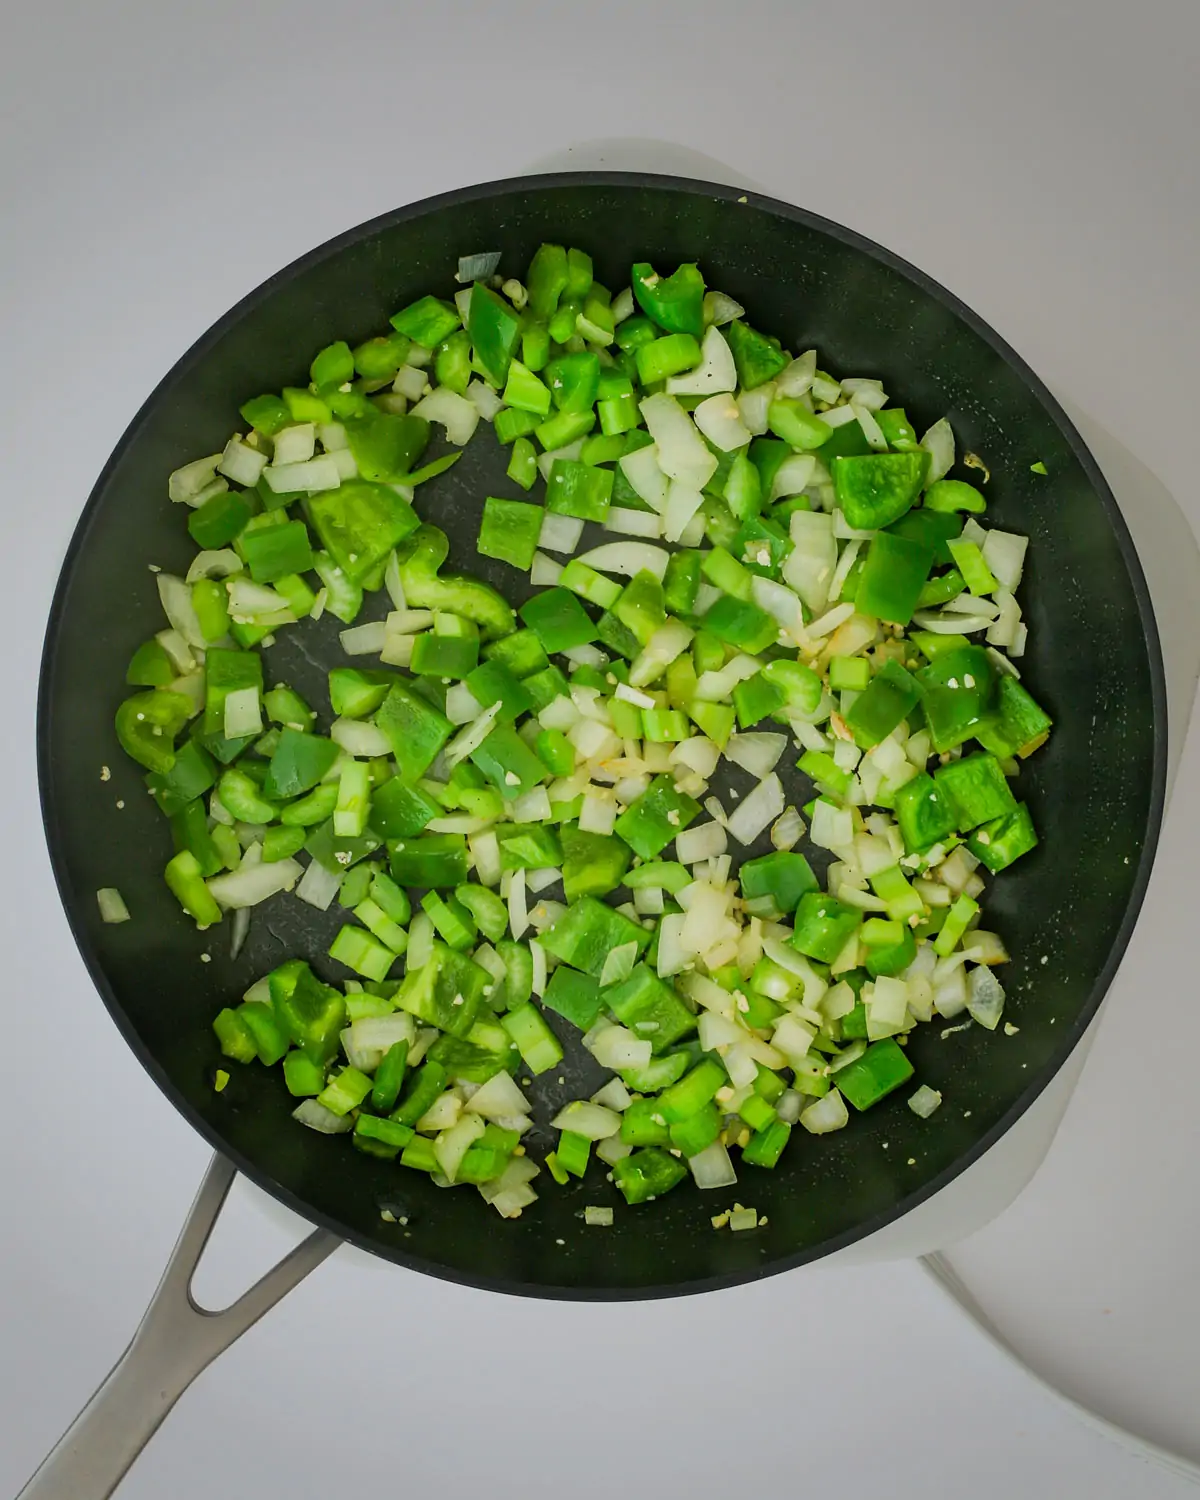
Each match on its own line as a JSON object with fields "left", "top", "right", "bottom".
{"left": 445, "top": 701, "right": 501, "bottom": 766}
{"left": 604, "top": 506, "right": 663, "bottom": 539}
{"left": 339, "top": 621, "right": 388, "bottom": 656}
{"left": 168, "top": 453, "right": 223, "bottom": 504}
{"left": 771, "top": 806, "right": 805, "bottom": 850}
{"left": 537, "top": 440, "right": 585, "bottom": 484}
{"left": 207, "top": 857, "right": 302, "bottom": 908}
{"left": 629, "top": 618, "right": 694, "bottom": 688}
{"left": 639, "top": 393, "right": 718, "bottom": 489}
{"left": 577, "top": 542, "right": 670, "bottom": 581}
{"left": 465, "top": 1071, "right": 531, "bottom": 1120}
{"left": 966, "top": 966, "right": 1006, "bottom": 1030}
{"left": 689, "top": 1141, "right": 738, "bottom": 1190}
{"left": 294, "top": 857, "right": 342, "bottom": 910}
{"left": 675, "top": 821, "right": 728, "bottom": 864}
{"left": 186, "top": 549, "right": 243, "bottom": 583}
{"left": 664, "top": 325, "right": 737, "bottom": 396}
{"left": 538, "top": 512, "right": 585, "bottom": 553}
{"left": 223, "top": 686, "right": 262, "bottom": 740}
{"left": 775, "top": 350, "right": 817, "bottom": 398}
{"left": 456, "top": 250, "right": 501, "bottom": 282}
{"left": 725, "top": 733, "right": 786, "bottom": 778}
{"left": 293, "top": 1100, "right": 352, "bottom": 1135}
{"left": 445, "top": 682, "right": 483, "bottom": 724}
{"left": 530, "top": 551, "right": 563, "bottom": 585}
{"left": 737, "top": 382, "right": 776, "bottom": 436}
{"left": 618, "top": 443, "right": 669, "bottom": 512}
{"left": 982, "top": 529, "right": 1028, "bottom": 591}
{"left": 910, "top": 609, "right": 994, "bottom": 634}
{"left": 587, "top": 1026, "right": 652, "bottom": 1071}
{"left": 331, "top": 718, "right": 391, "bottom": 757}
{"left": 703, "top": 289, "right": 744, "bottom": 326}
{"left": 727, "top": 773, "right": 785, "bottom": 845}
{"left": 264, "top": 455, "right": 341, "bottom": 493}
{"left": 411, "top": 388, "right": 480, "bottom": 445}
{"left": 97, "top": 888, "right": 130, "bottom": 924}
{"left": 599, "top": 941, "right": 639, "bottom": 988}
{"left": 920, "top": 417, "right": 955, "bottom": 484}
{"left": 770, "top": 452, "right": 817, "bottom": 501}
{"left": 800, "top": 1090, "right": 849, "bottom": 1134}
{"left": 662, "top": 479, "right": 706, "bottom": 543}
{"left": 157, "top": 574, "right": 206, "bottom": 649}
{"left": 692, "top": 393, "right": 751, "bottom": 452}
{"left": 751, "top": 575, "right": 804, "bottom": 638}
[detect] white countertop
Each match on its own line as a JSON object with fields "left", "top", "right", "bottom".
{"left": 4, "top": 3, "right": 1199, "bottom": 1495}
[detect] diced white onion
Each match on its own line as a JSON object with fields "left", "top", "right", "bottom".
{"left": 456, "top": 250, "right": 501, "bottom": 282}
{"left": 507, "top": 867, "right": 528, "bottom": 940}
{"left": 218, "top": 436, "right": 268, "bottom": 487}
{"left": 639, "top": 393, "right": 718, "bottom": 489}
{"left": 770, "top": 452, "right": 818, "bottom": 501}
{"left": 664, "top": 325, "right": 737, "bottom": 396}
{"left": 737, "top": 382, "right": 776, "bottom": 436}
{"left": 689, "top": 1141, "right": 738, "bottom": 1190}
{"left": 339, "top": 621, "right": 388, "bottom": 656}
{"left": 750, "top": 576, "right": 804, "bottom": 638}
{"left": 577, "top": 542, "right": 669, "bottom": 581}
{"left": 468, "top": 831, "right": 502, "bottom": 887}
{"left": 293, "top": 1100, "right": 352, "bottom": 1134}
{"left": 692, "top": 393, "right": 751, "bottom": 452}
{"left": 805, "top": 601, "right": 855, "bottom": 639}
{"left": 981, "top": 529, "right": 1028, "bottom": 591}
{"left": 168, "top": 453, "right": 222, "bottom": 504}
{"left": 920, "top": 418, "right": 955, "bottom": 484}
{"left": 604, "top": 506, "right": 663, "bottom": 538}
{"left": 530, "top": 551, "right": 563, "bottom": 585}
{"left": 630, "top": 618, "right": 695, "bottom": 688}
{"left": 223, "top": 686, "right": 262, "bottom": 739}
{"left": 703, "top": 290, "right": 744, "bottom": 326}
{"left": 331, "top": 718, "right": 391, "bottom": 757}
{"left": 675, "top": 821, "right": 728, "bottom": 864}
{"left": 97, "top": 887, "right": 130, "bottom": 924}
{"left": 411, "top": 387, "right": 480, "bottom": 445}
{"left": 725, "top": 733, "right": 786, "bottom": 778}
{"left": 599, "top": 941, "right": 639, "bottom": 988}
{"left": 539, "top": 512, "right": 585, "bottom": 553}
{"left": 587, "top": 1026, "right": 652, "bottom": 1071}
{"left": 294, "top": 857, "right": 342, "bottom": 910}
{"left": 727, "top": 774, "right": 785, "bottom": 845}
{"left": 445, "top": 682, "right": 483, "bottom": 724}
{"left": 207, "top": 857, "right": 302, "bottom": 908}
{"left": 186, "top": 549, "right": 243, "bottom": 583}
{"left": 157, "top": 573, "right": 206, "bottom": 649}
{"left": 551, "top": 1101, "right": 622, "bottom": 1140}
{"left": 445, "top": 701, "right": 502, "bottom": 766}
{"left": 908, "top": 1085, "right": 943, "bottom": 1118}
{"left": 264, "top": 455, "right": 341, "bottom": 493}
{"left": 771, "top": 806, "right": 805, "bottom": 850}
{"left": 465, "top": 1071, "right": 531, "bottom": 1120}
{"left": 537, "top": 440, "right": 585, "bottom": 484}
{"left": 800, "top": 1089, "right": 849, "bottom": 1134}
{"left": 911, "top": 609, "right": 993, "bottom": 634}
{"left": 466, "top": 380, "right": 503, "bottom": 420}
{"left": 392, "top": 365, "right": 429, "bottom": 401}
{"left": 776, "top": 350, "right": 817, "bottom": 398}
{"left": 618, "top": 443, "right": 669, "bottom": 512}
{"left": 966, "top": 966, "right": 1006, "bottom": 1029}
{"left": 662, "top": 479, "right": 706, "bottom": 543}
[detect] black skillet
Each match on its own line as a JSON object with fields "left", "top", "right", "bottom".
{"left": 24, "top": 173, "right": 1166, "bottom": 1498}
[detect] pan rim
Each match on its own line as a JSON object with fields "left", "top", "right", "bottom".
{"left": 36, "top": 170, "right": 1168, "bottom": 1301}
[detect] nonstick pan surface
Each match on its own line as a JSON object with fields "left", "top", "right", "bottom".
{"left": 38, "top": 173, "right": 1166, "bottom": 1298}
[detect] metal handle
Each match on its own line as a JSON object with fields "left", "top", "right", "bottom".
{"left": 18, "top": 1154, "right": 340, "bottom": 1500}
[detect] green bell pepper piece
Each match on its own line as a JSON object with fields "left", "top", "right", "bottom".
{"left": 239, "top": 393, "right": 291, "bottom": 437}
{"left": 539, "top": 896, "right": 649, "bottom": 978}
{"left": 739, "top": 851, "right": 818, "bottom": 918}
{"left": 116, "top": 690, "right": 194, "bottom": 775}
{"left": 967, "top": 801, "right": 1038, "bottom": 872}
{"left": 614, "top": 775, "right": 701, "bottom": 860}
{"left": 768, "top": 399, "right": 832, "bottom": 452}
{"left": 236, "top": 1001, "right": 288, "bottom": 1065}
{"left": 375, "top": 683, "right": 452, "bottom": 782}
{"left": 390, "top": 295, "right": 461, "bottom": 347}
{"left": 974, "top": 676, "right": 1053, "bottom": 759}
{"left": 541, "top": 965, "right": 604, "bottom": 1030}
{"left": 893, "top": 772, "right": 959, "bottom": 854}
{"left": 559, "top": 826, "right": 632, "bottom": 902}
{"left": 845, "top": 660, "right": 921, "bottom": 748}
{"left": 306, "top": 477, "right": 420, "bottom": 585}
{"left": 914, "top": 645, "right": 997, "bottom": 752}
{"left": 663, "top": 549, "right": 702, "bottom": 616}
{"left": 834, "top": 1038, "right": 915, "bottom": 1110}
{"left": 526, "top": 244, "right": 569, "bottom": 319}
{"left": 604, "top": 965, "right": 696, "bottom": 1053}
{"left": 613, "top": 1148, "right": 688, "bottom": 1205}
{"left": 146, "top": 740, "right": 218, "bottom": 817}
{"left": 388, "top": 833, "right": 467, "bottom": 888}
{"left": 188, "top": 489, "right": 252, "bottom": 550}
{"left": 271, "top": 962, "right": 347, "bottom": 1065}
{"left": 933, "top": 752, "right": 1018, "bottom": 831}
{"left": 856, "top": 533, "right": 933, "bottom": 626}
{"left": 393, "top": 525, "right": 515, "bottom": 640}
{"left": 726, "top": 319, "right": 789, "bottom": 389}
{"left": 926, "top": 479, "right": 987, "bottom": 515}
{"left": 503, "top": 358, "right": 552, "bottom": 416}
{"left": 213, "top": 1007, "right": 257, "bottom": 1064}
{"left": 126, "top": 638, "right": 177, "bottom": 688}
{"left": 518, "top": 586, "right": 597, "bottom": 653}
{"left": 832, "top": 450, "right": 930, "bottom": 530}
{"left": 792, "top": 892, "right": 862, "bottom": 964}
{"left": 631, "top": 261, "right": 705, "bottom": 336}
{"left": 506, "top": 435, "right": 538, "bottom": 489}
{"left": 261, "top": 729, "right": 339, "bottom": 800}
{"left": 469, "top": 724, "right": 547, "bottom": 800}
{"left": 328, "top": 667, "right": 394, "bottom": 720}
{"left": 467, "top": 282, "right": 522, "bottom": 385}
{"left": 546, "top": 459, "right": 613, "bottom": 521}
{"left": 164, "top": 849, "right": 222, "bottom": 927}
{"left": 410, "top": 632, "right": 479, "bottom": 680}
{"left": 545, "top": 351, "right": 600, "bottom": 413}
{"left": 702, "top": 595, "right": 779, "bottom": 655}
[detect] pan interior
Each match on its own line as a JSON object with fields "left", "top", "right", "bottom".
{"left": 39, "top": 176, "right": 1164, "bottom": 1297}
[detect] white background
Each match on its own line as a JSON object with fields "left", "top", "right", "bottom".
{"left": 3, "top": 2, "right": 1199, "bottom": 1495}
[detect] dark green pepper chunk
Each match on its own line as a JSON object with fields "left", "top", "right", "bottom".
{"left": 631, "top": 262, "right": 705, "bottom": 337}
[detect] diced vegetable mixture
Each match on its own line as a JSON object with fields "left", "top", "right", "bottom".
{"left": 112, "top": 244, "right": 1048, "bottom": 1220}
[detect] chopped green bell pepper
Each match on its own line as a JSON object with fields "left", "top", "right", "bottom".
{"left": 614, "top": 775, "right": 702, "bottom": 860}
{"left": 726, "top": 319, "right": 789, "bottom": 389}
{"left": 832, "top": 450, "right": 929, "bottom": 530}
{"left": 631, "top": 262, "right": 705, "bottom": 337}
{"left": 834, "top": 1037, "right": 914, "bottom": 1109}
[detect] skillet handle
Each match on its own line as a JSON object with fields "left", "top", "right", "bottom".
{"left": 18, "top": 1153, "right": 340, "bottom": 1500}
